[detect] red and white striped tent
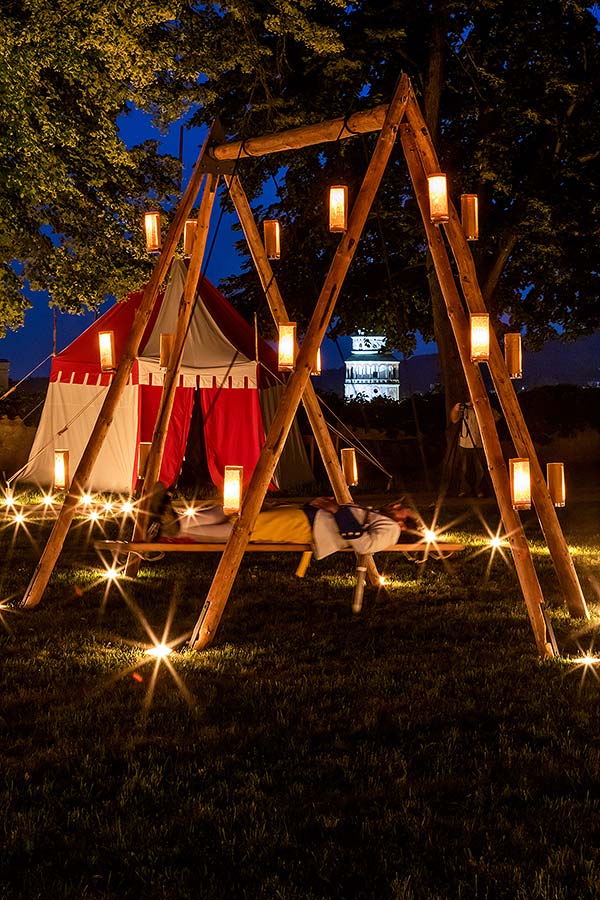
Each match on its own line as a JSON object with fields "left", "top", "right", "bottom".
{"left": 21, "top": 260, "right": 312, "bottom": 493}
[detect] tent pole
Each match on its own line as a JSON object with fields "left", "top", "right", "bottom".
{"left": 20, "top": 130, "right": 216, "bottom": 609}
{"left": 125, "top": 173, "right": 220, "bottom": 576}
{"left": 225, "top": 173, "right": 383, "bottom": 589}
{"left": 401, "top": 122, "right": 554, "bottom": 658}
{"left": 189, "top": 73, "right": 410, "bottom": 650}
{"left": 403, "top": 95, "right": 588, "bottom": 621}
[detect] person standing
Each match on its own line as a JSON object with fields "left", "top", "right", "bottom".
{"left": 450, "top": 401, "right": 488, "bottom": 497}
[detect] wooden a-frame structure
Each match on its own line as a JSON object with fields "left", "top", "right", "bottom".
{"left": 21, "top": 74, "right": 588, "bottom": 657}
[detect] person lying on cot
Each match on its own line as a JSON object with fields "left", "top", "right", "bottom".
{"left": 148, "top": 484, "right": 423, "bottom": 560}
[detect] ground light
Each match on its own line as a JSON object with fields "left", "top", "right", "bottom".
{"left": 145, "top": 643, "right": 173, "bottom": 659}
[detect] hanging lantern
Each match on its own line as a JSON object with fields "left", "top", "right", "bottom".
{"left": 470, "top": 313, "right": 490, "bottom": 362}
{"left": 341, "top": 447, "right": 358, "bottom": 486}
{"left": 183, "top": 219, "right": 197, "bottom": 258}
{"left": 311, "top": 347, "right": 322, "bottom": 376}
{"left": 329, "top": 185, "right": 348, "bottom": 233}
{"left": 461, "top": 193, "right": 479, "bottom": 240}
{"left": 138, "top": 442, "right": 152, "bottom": 479}
{"left": 510, "top": 458, "right": 531, "bottom": 510}
{"left": 223, "top": 466, "right": 243, "bottom": 516}
{"left": 263, "top": 219, "right": 281, "bottom": 260}
{"left": 144, "top": 211, "right": 161, "bottom": 252}
{"left": 160, "top": 333, "right": 174, "bottom": 370}
{"left": 504, "top": 333, "right": 522, "bottom": 379}
{"left": 98, "top": 331, "right": 115, "bottom": 372}
{"left": 547, "top": 462, "right": 566, "bottom": 508}
{"left": 53, "top": 449, "right": 69, "bottom": 492}
{"left": 278, "top": 323, "right": 296, "bottom": 372}
{"left": 427, "top": 173, "right": 449, "bottom": 224}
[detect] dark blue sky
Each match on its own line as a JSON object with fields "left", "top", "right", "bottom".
{"left": 0, "top": 108, "right": 436, "bottom": 381}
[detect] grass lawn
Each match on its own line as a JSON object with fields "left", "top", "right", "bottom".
{"left": 1, "top": 486, "right": 600, "bottom": 899}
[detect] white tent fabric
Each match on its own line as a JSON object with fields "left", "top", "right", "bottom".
{"left": 22, "top": 382, "right": 139, "bottom": 493}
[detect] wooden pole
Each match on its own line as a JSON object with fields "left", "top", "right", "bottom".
{"left": 125, "top": 173, "right": 219, "bottom": 575}
{"left": 401, "top": 122, "right": 554, "bottom": 658}
{"left": 20, "top": 132, "right": 215, "bottom": 609}
{"left": 210, "top": 105, "right": 389, "bottom": 163}
{"left": 225, "top": 173, "right": 383, "bottom": 589}
{"left": 404, "top": 95, "right": 588, "bottom": 621}
{"left": 190, "top": 74, "right": 410, "bottom": 650}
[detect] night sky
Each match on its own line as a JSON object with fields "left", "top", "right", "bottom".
{"left": 0, "top": 108, "right": 436, "bottom": 382}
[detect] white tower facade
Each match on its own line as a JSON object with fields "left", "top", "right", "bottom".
{"left": 344, "top": 335, "right": 400, "bottom": 401}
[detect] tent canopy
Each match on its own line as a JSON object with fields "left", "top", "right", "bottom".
{"left": 21, "top": 261, "right": 313, "bottom": 493}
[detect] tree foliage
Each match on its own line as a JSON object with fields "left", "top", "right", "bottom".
{"left": 1, "top": 0, "right": 599, "bottom": 373}
{"left": 181, "top": 1, "right": 600, "bottom": 359}
{"left": 0, "top": 0, "right": 183, "bottom": 334}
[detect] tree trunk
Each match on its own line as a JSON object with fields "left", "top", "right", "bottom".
{"left": 422, "top": 5, "right": 466, "bottom": 422}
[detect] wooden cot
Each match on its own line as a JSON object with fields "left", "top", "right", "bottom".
{"left": 94, "top": 538, "right": 465, "bottom": 614}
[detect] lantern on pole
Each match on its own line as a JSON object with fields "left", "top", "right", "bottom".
{"left": 98, "top": 331, "right": 115, "bottom": 372}
{"left": 278, "top": 323, "right": 296, "bottom": 372}
{"left": 470, "top": 313, "right": 490, "bottom": 363}
{"left": 427, "top": 173, "right": 449, "bottom": 224}
{"left": 504, "top": 333, "right": 522, "bottom": 379}
{"left": 263, "top": 220, "right": 281, "bottom": 260}
{"left": 510, "top": 458, "right": 531, "bottom": 510}
{"left": 329, "top": 185, "right": 348, "bottom": 232}
{"left": 53, "top": 449, "right": 69, "bottom": 492}
{"left": 183, "top": 219, "right": 197, "bottom": 258}
{"left": 311, "top": 347, "right": 322, "bottom": 376}
{"left": 547, "top": 462, "right": 566, "bottom": 508}
{"left": 144, "top": 212, "right": 161, "bottom": 253}
{"left": 461, "top": 193, "right": 479, "bottom": 240}
{"left": 223, "top": 466, "right": 243, "bottom": 516}
{"left": 160, "top": 333, "right": 174, "bottom": 370}
{"left": 341, "top": 447, "right": 358, "bottom": 486}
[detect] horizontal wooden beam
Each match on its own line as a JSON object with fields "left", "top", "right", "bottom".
{"left": 208, "top": 104, "right": 389, "bottom": 162}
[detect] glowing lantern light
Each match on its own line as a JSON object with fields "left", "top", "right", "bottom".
{"left": 88, "top": 509, "right": 100, "bottom": 522}
{"left": 263, "top": 219, "right": 281, "bottom": 259}
{"left": 14, "top": 511, "right": 25, "bottom": 524}
{"left": 144, "top": 211, "right": 161, "bottom": 252}
{"left": 3, "top": 488, "right": 14, "bottom": 507}
{"left": 121, "top": 500, "right": 134, "bottom": 515}
{"left": 146, "top": 643, "right": 172, "bottom": 658}
{"left": 278, "top": 323, "right": 296, "bottom": 372}
{"left": 329, "top": 185, "right": 348, "bottom": 232}
{"left": 461, "top": 194, "right": 479, "bottom": 240}
{"left": 183, "top": 219, "right": 197, "bottom": 258}
{"left": 311, "top": 347, "right": 322, "bottom": 376}
{"left": 504, "top": 333, "right": 522, "bottom": 379}
{"left": 510, "top": 458, "right": 531, "bottom": 510}
{"left": 547, "top": 462, "right": 566, "bottom": 508}
{"left": 427, "top": 173, "right": 449, "bottom": 224}
{"left": 470, "top": 313, "right": 490, "bottom": 362}
{"left": 424, "top": 528, "right": 437, "bottom": 543}
{"left": 81, "top": 492, "right": 93, "bottom": 507}
{"left": 223, "top": 466, "right": 243, "bottom": 516}
{"left": 160, "top": 333, "right": 174, "bottom": 370}
{"left": 489, "top": 536, "right": 503, "bottom": 549}
{"left": 53, "top": 449, "right": 69, "bottom": 492}
{"left": 43, "top": 494, "right": 54, "bottom": 507}
{"left": 341, "top": 447, "right": 358, "bottom": 486}
{"left": 98, "top": 331, "right": 115, "bottom": 372}
{"left": 104, "top": 567, "right": 119, "bottom": 581}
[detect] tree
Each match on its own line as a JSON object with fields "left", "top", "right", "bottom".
{"left": 0, "top": 0, "right": 351, "bottom": 340}
{"left": 179, "top": 0, "right": 600, "bottom": 410}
